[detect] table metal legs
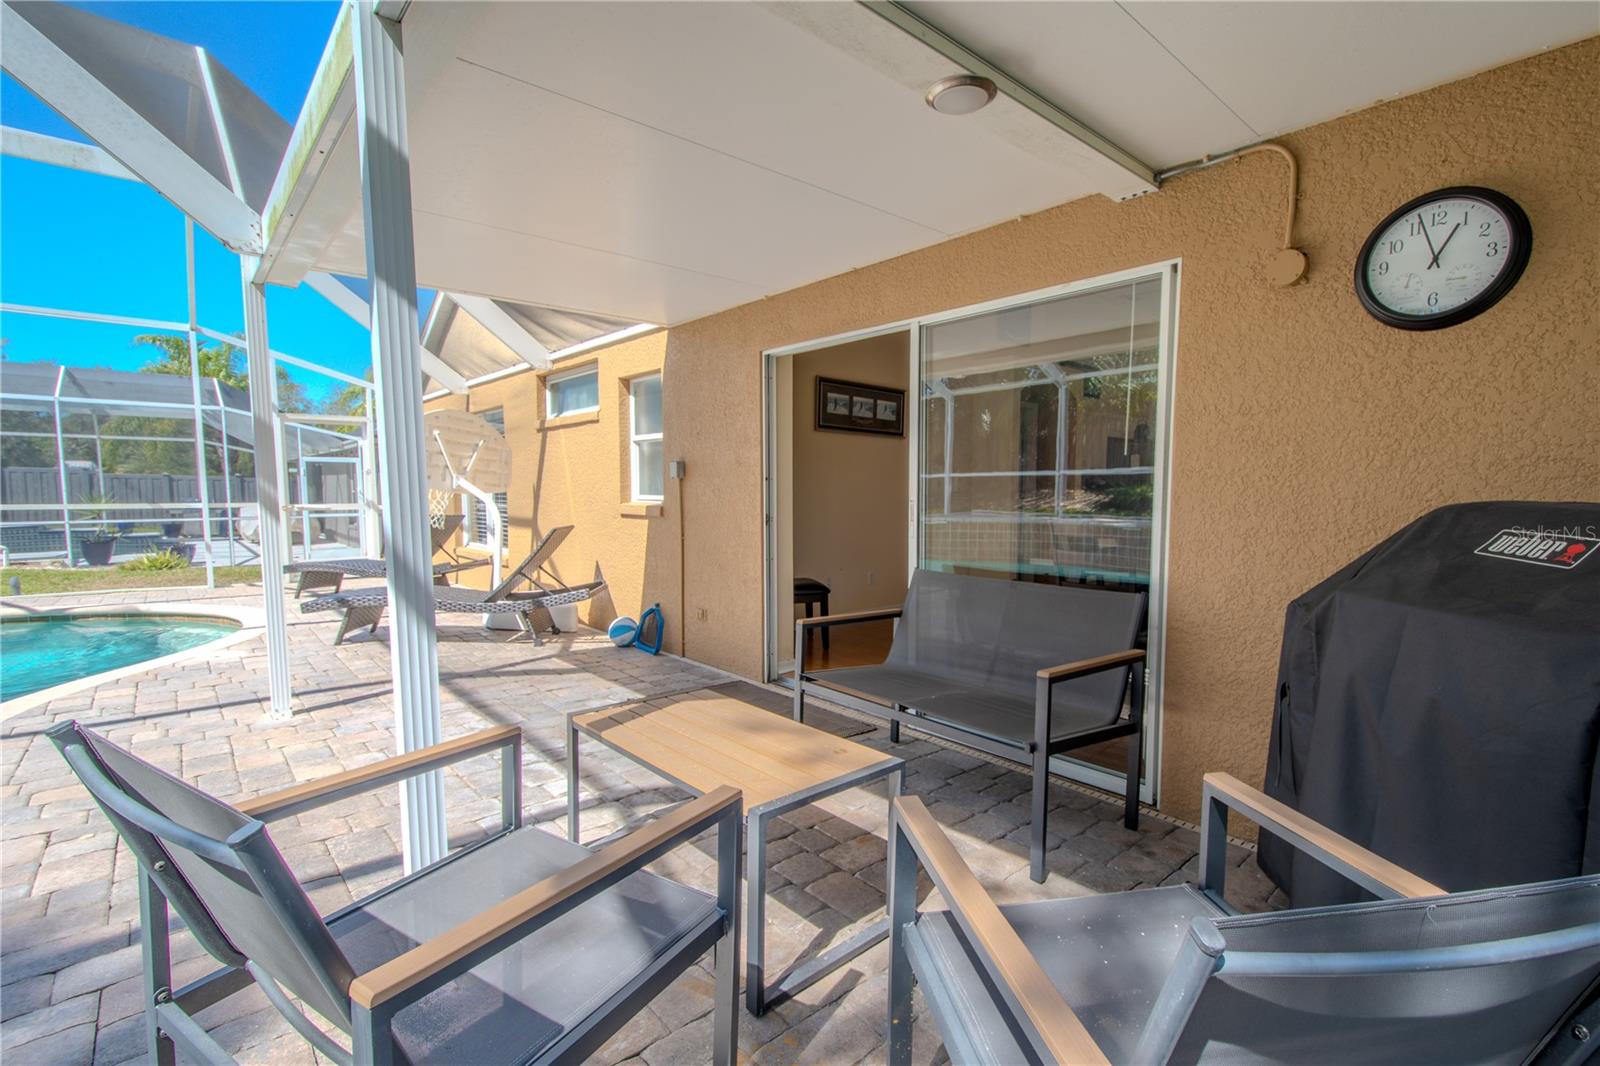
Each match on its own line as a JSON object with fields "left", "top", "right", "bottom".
{"left": 567, "top": 717, "right": 905, "bottom": 1017}
{"left": 745, "top": 765, "right": 903, "bottom": 1015}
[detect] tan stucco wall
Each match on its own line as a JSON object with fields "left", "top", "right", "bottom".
{"left": 647, "top": 38, "right": 1600, "bottom": 821}
{"left": 425, "top": 329, "right": 670, "bottom": 635}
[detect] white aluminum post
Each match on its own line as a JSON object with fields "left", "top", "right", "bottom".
{"left": 240, "top": 259, "right": 293, "bottom": 717}
{"left": 362, "top": 393, "right": 379, "bottom": 557}
{"left": 216, "top": 380, "right": 236, "bottom": 566}
{"left": 354, "top": 0, "right": 447, "bottom": 871}
{"left": 51, "top": 366, "right": 72, "bottom": 561}
{"left": 185, "top": 220, "right": 217, "bottom": 587}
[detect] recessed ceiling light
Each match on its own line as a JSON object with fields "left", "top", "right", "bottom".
{"left": 925, "top": 74, "right": 997, "bottom": 116}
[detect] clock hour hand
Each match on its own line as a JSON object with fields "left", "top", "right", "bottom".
{"left": 1417, "top": 213, "right": 1441, "bottom": 269}
{"left": 1428, "top": 222, "right": 1463, "bottom": 269}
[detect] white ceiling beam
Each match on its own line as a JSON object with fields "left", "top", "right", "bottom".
{"left": 447, "top": 293, "right": 552, "bottom": 370}
{"left": 1, "top": 126, "right": 137, "bottom": 181}
{"left": 856, "top": 1, "right": 1156, "bottom": 198}
{"left": 0, "top": 0, "right": 263, "bottom": 252}
{"left": 303, "top": 272, "right": 470, "bottom": 394}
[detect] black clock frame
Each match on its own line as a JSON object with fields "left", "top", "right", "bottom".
{"left": 1354, "top": 185, "right": 1532, "bottom": 331}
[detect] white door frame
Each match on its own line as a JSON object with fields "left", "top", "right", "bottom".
{"left": 762, "top": 321, "right": 918, "bottom": 682}
{"left": 760, "top": 258, "right": 1181, "bottom": 807}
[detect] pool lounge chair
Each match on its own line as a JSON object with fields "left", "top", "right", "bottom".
{"left": 283, "top": 515, "right": 484, "bottom": 598}
{"left": 795, "top": 568, "right": 1147, "bottom": 883}
{"left": 301, "top": 525, "right": 605, "bottom": 645}
{"left": 49, "top": 720, "right": 741, "bottom": 1066}
{"left": 886, "top": 772, "right": 1600, "bottom": 1066}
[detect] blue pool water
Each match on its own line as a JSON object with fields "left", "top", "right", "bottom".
{"left": 0, "top": 616, "right": 237, "bottom": 702}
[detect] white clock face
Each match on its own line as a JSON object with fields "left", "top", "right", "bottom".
{"left": 1363, "top": 196, "right": 1516, "bottom": 318}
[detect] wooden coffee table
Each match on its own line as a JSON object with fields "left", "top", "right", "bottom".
{"left": 567, "top": 687, "right": 904, "bottom": 1014}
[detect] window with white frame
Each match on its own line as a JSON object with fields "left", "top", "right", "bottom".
{"left": 545, "top": 365, "right": 600, "bottom": 418}
{"left": 463, "top": 409, "right": 510, "bottom": 550}
{"left": 629, "top": 373, "right": 664, "bottom": 502}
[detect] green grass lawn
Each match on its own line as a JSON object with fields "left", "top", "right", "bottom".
{"left": 1, "top": 565, "right": 262, "bottom": 596}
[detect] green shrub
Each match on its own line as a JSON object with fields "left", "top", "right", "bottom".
{"left": 119, "top": 549, "right": 190, "bottom": 572}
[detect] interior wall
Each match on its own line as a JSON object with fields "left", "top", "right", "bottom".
{"left": 789, "top": 333, "right": 910, "bottom": 628}
{"left": 651, "top": 37, "right": 1600, "bottom": 822}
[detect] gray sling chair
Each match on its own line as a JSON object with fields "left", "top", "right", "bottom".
{"left": 795, "top": 569, "right": 1146, "bottom": 883}
{"left": 48, "top": 720, "right": 741, "bottom": 1066}
{"left": 301, "top": 525, "right": 605, "bottom": 645}
{"left": 886, "top": 771, "right": 1600, "bottom": 1066}
{"left": 285, "top": 514, "right": 485, "bottom": 598}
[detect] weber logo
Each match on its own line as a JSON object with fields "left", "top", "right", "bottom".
{"left": 1474, "top": 529, "right": 1597, "bottom": 570}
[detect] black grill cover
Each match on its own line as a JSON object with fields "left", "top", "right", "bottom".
{"left": 1260, "top": 501, "right": 1600, "bottom": 906}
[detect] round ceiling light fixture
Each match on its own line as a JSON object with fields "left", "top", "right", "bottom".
{"left": 925, "top": 74, "right": 997, "bottom": 116}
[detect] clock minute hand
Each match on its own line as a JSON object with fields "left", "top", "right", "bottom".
{"left": 1417, "top": 213, "right": 1441, "bottom": 269}
{"left": 1428, "top": 222, "right": 1463, "bottom": 270}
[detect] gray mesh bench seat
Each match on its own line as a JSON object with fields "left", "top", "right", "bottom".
{"left": 283, "top": 515, "right": 476, "bottom": 597}
{"left": 796, "top": 569, "right": 1147, "bottom": 882}
{"left": 299, "top": 525, "right": 606, "bottom": 645}
{"left": 48, "top": 720, "right": 742, "bottom": 1066}
{"left": 887, "top": 774, "right": 1600, "bottom": 1066}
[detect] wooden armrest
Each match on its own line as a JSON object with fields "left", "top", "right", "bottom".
{"left": 1202, "top": 773, "right": 1443, "bottom": 899}
{"left": 1037, "top": 648, "right": 1144, "bottom": 683}
{"left": 796, "top": 607, "right": 902, "bottom": 630}
{"left": 350, "top": 785, "right": 742, "bottom": 1011}
{"left": 893, "top": 795, "right": 1111, "bottom": 1066}
{"left": 236, "top": 725, "right": 522, "bottom": 821}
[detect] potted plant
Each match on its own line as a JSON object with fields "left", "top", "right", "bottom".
{"left": 77, "top": 496, "right": 120, "bottom": 566}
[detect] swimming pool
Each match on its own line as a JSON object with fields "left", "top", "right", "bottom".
{"left": 0, "top": 615, "right": 239, "bottom": 702}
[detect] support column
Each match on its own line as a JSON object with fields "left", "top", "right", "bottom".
{"left": 240, "top": 260, "right": 293, "bottom": 717}
{"left": 354, "top": 0, "right": 447, "bottom": 871}
{"left": 185, "top": 220, "right": 217, "bottom": 588}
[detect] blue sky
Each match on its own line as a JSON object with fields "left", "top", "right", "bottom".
{"left": 0, "top": 1, "right": 422, "bottom": 404}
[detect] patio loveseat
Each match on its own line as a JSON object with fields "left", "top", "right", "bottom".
{"left": 794, "top": 568, "right": 1146, "bottom": 882}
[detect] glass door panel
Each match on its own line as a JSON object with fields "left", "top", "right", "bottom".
{"left": 919, "top": 273, "right": 1168, "bottom": 784}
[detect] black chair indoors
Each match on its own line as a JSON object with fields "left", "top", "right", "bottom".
{"left": 50, "top": 721, "right": 740, "bottom": 1066}
{"left": 795, "top": 568, "right": 1146, "bottom": 882}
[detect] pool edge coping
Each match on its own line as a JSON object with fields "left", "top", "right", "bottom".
{"left": 0, "top": 601, "right": 266, "bottom": 720}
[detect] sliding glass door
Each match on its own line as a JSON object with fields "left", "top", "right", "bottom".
{"left": 918, "top": 267, "right": 1174, "bottom": 797}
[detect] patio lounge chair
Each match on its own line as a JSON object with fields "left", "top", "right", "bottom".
{"left": 48, "top": 720, "right": 741, "bottom": 1066}
{"left": 795, "top": 568, "right": 1146, "bottom": 882}
{"left": 283, "top": 515, "right": 485, "bottom": 597}
{"left": 301, "top": 525, "right": 605, "bottom": 645}
{"left": 886, "top": 772, "right": 1600, "bottom": 1065}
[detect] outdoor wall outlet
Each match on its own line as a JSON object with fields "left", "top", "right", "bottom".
{"left": 668, "top": 459, "right": 686, "bottom": 480}
{"left": 696, "top": 607, "right": 709, "bottom": 622}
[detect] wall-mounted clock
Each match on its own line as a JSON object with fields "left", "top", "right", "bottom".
{"left": 1355, "top": 186, "right": 1531, "bottom": 330}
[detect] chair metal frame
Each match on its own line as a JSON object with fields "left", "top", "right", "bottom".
{"left": 51, "top": 722, "right": 742, "bottom": 1066}
{"left": 886, "top": 771, "right": 1600, "bottom": 1065}
{"left": 794, "top": 583, "right": 1147, "bottom": 883}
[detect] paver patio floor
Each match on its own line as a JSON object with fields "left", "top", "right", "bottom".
{"left": 1, "top": 583, "right": 1281, "bottom": 1065}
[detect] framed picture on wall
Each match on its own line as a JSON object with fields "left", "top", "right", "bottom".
{"left": 815, "top": 377, "right": 905, "bottom": 436}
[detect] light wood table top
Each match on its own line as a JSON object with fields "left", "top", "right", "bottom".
{"left": 572, "top": 688, "right": 898, "bottom": 811}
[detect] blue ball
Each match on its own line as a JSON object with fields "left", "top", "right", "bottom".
{"left": 608, "top": 617, "right": 638, "bottom": 647}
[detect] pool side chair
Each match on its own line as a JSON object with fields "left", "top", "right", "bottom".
{"left": 886, "top": 773, "right": 1600, "bottom": 1066}
{"left": 797, "top": 568, "right": 1147, "bottom": 882}
{"left": 285, "top": 515, "right": 478, "bottom": 598}
{"left": 302, "top": 524, "right": 604, "bottom": 645}
{"left": 49, "top": 720, "right": 741, "bottom": 1066}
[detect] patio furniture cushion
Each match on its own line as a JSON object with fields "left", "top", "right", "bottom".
{"left": 909, "top": 885, "right": 1226, "bottom": 1064}
{"left": 330, "top": 825, "right": 718, "bottom": 1064}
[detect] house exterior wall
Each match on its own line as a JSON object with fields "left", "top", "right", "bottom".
{"left": 425, "top": 329, "right": 668, "bottom": 633}
{"left": 444, "top": 38, "right": 1598, "bottom": 823}
{"left": 655, "top": 38, "right": 1600, "bottom": 822}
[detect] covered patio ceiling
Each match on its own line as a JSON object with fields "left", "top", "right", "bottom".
{"left": 260, "top": 1, "right": 1597, "bottom": 327}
